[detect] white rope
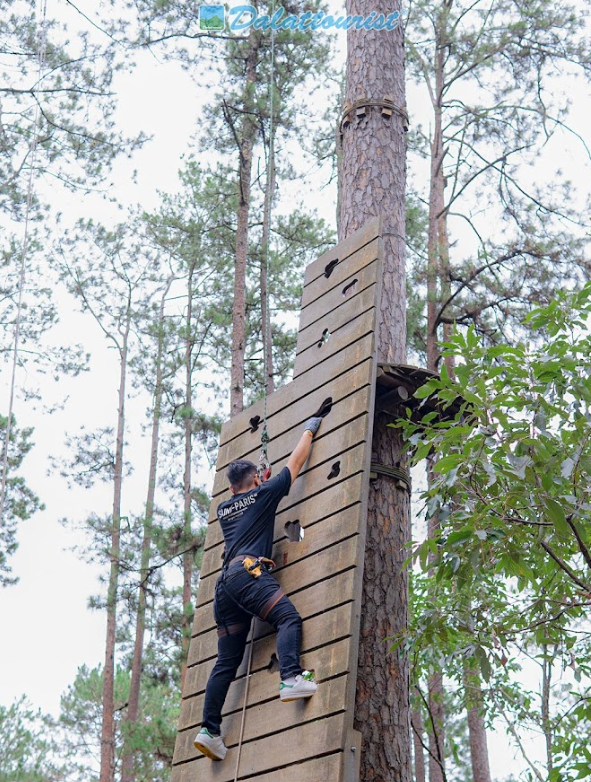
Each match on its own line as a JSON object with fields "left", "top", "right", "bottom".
{"left": 0, "top": 0, "right": 48, "bottom": 523}
{"left": 233, "top": 619, "right": 256, "bottom": 782}
{"left": 234, "top": 23, "right": 277, "bottom": 780}
{"left": 262, "top": 16, "right": 276, "bottom": 406}
{"left": 258, "top": 8, "right": 276, "bottom": 479}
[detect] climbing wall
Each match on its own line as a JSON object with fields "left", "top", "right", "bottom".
{"left": 171, "top": 218, "right": 384, "bottom": 782}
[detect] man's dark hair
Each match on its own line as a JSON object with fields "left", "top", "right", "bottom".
{"left": 227, "top": 459, "right": 257, "bottom": 492}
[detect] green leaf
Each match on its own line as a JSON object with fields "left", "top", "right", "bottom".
{"left": 544, "top": 497, "right": 570, "bottom": 537}
{"left": 435, "top": 454, "right": 462, "bottom": 474}
{"left": 475, "top": 646, "right": 492, "bottom": 683}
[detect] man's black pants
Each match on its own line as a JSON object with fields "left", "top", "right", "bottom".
{"left": 201, "top": 561, "right": 303, "bottom": 736}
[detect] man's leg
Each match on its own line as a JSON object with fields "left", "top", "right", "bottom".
{"left": 223, "top": 567, "right": 317, "bottom": 701}
{"left": 264, "top": 594, "right": 302, "bottom": 680}
{"left": 197, "top": 576, "right": 251, "bottom": 759}
{"left": 201, "top": 621, "right": 250, "bottom": 735}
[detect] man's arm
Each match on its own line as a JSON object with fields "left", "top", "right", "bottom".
{"left": 286, "top": 417, "right": 323, "bottom": 484}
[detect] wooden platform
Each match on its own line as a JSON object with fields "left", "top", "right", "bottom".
{"left": 171, "top": 218, "right": 387, "bottom": 782}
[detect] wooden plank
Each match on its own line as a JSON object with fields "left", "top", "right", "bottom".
{"left": 177, "top": 637, "right": 351, "bottom": 758}
{"left": 199, "top": 501, "right": 363, "bottom": 601}
{"left": 203, "top": 470, "right": 364, "bottom": 554}
{"left": 172, "top": 753, "right": 343, "bottom": 782}
{"left": 293, "top": 305, "right": 377, "bottom": 377}
{"left": 184, "top": 601, "right": 354, "bottom": 710}
{"left": 298, "top": 260, "right": 378, "bottom": 334}
{"left": 302, "top": 216, "right": 381, "bottom": 289}
{"left": 173, "top": 713, "right": 346, "bottom": 782}
{"left": 216, "top": 333, "right": 374, "bottom": 448}
{"left": 215, "top": 372, "right": 372, "bottom": 474}
{"left": 211, "top": 410, "right": 371, "bottom": 499}
{"left": 300, "top": 238, "right": 379, "bottom": 312}
{"left": 193, "top": 533, "right": 360, "bottom": 642}
{"left": 233, "top": 753, "right": 343, "bottom": 782}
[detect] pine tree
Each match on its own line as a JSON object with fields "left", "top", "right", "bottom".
{"left": 58, "top": 218, "right": 165, "bottom": 782}
{"left": 339, "top": 0, "right": 411, "bottom": 777}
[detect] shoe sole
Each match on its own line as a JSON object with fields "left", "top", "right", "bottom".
{"left": 280, "top": 690, "right": 317, "bottom": 703}
{"left": 193, "top": 740, "right": 226, "bottom": 761}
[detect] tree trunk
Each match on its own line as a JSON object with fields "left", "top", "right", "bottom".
{"left": 230, "top": 30, "right": 261, "bottom": 416}
{"left": 180, "top": 264, "right": 196, "bottom": 691}
{"left": 464, "top": 663, "right": 493, "bottom": 782}
{"left": 339, "top": 0, "right": 410, "bottom": 778}
{"left": 426, "top": 44, "right": 445, "bottom": 372}
{"left": 99, "top": 306, "right": 131, "bottom": 782}
{"left": 120, "top": 278, "right": 172, "bottom": 782}
{"left": 425, "top": 47, "right": 447, "bottom": 782}
{"left": 412, "top": 701, "right": 427, "bottom": 782}
{"left": 426, "top": 470, "right": 445, "bottom": 782}
{"left": 427, "top": 670, "right": 445, "bottom": 782}
{"left": 541, "top": 645, "right": 555, "bottom": 778}
{"left": 260, "top": 124, "right": 276, "bottom": 397}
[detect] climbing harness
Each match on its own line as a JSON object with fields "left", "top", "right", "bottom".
{"left": 242, "top": 555, "right": 276, "bottom": 579}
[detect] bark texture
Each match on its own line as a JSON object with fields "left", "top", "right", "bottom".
{"left": 426, "top": 463, "right": 445, "bottom": 782}
{"left": 464, "top": 664, "right": 493, "bottom": 782}
{"left": 427, "top": 671, "right": 446, "bottom": 782}
{"left": 412, "top": 702, "right": 427, "bottom": 782}
{"left": 339, "top": 1, "right": 410, "bottom": 779}
{"left": 425, "top": 52, "right": 447, "bottom": 782}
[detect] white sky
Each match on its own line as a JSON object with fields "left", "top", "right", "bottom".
{"left": 1, "top": 0, "right": 590, "bottom": 779}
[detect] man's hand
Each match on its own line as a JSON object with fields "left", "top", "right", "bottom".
{"left": 287, "top": 417, "right": 322, "bottom": 484}
{"left": 304, "top": 417, "right": 323, "bottom": 436}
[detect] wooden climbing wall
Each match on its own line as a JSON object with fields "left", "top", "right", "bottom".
{"left": 171, "top": 218, "right": 383, "bottom": 782}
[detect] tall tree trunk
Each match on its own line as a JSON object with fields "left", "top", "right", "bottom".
{"left": 180, "top": 264, "right": 196, "bottom": 691}
{"left": 120, "top": 278, "right": 173, "bottom": 782}
{"left": 99, "top": 307, "right": 131, "bottom": 782}
{"left": 426, "top": 464, "right": 445, "bottom": 782}
{"left": 464, "top": 662, "right": 493, "bottom": 782}
{"left": 412, "top": 700, "right": 427, "bottom": 782}
{"left": 425, "top": 45, "right": 447, "bottom": 782}
{"left": 260, "top": 124, "right": 276, "bottom": 397}
{"left": 339, "top": 0, "right": 410, "bottom": 779}
{"left": 427, "top": 668, "right": 445, "bottom": 782}
{"left": 541, "top": 645, "right": 555, "bottom": 778}
{"left": 230, "top": 30, "right": 261, "bottom": 416}
{"left": 426, "top": 43, "right": 445, "bottom": 372}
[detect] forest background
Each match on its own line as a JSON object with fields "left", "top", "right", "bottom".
{"left": 1, "top": 0, "right": 591, "bottom": 780}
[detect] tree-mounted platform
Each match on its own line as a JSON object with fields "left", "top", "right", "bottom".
{"left": 376, "top": 362, "right": 464, "bottom": 420}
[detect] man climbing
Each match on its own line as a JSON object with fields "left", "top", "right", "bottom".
{"left": 193, "top": 416, "right": 323, "bottom": 761}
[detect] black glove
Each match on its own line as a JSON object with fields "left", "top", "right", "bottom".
{"left": 304, "top": 416, "right": 322, "bottom": 436}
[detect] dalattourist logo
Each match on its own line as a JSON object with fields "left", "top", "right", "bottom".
{"left": 199, "top": 4, "right": 400, "bottom": 32}
{"left": 199, "top": 5, "right": 225, "bottom": 30}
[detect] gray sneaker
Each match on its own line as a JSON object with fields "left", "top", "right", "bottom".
{"left": 193, "top": 727, "right": 227, "bottom": 761}
{"left": 279, "top": 670, "right": 318, "bottom": 702}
